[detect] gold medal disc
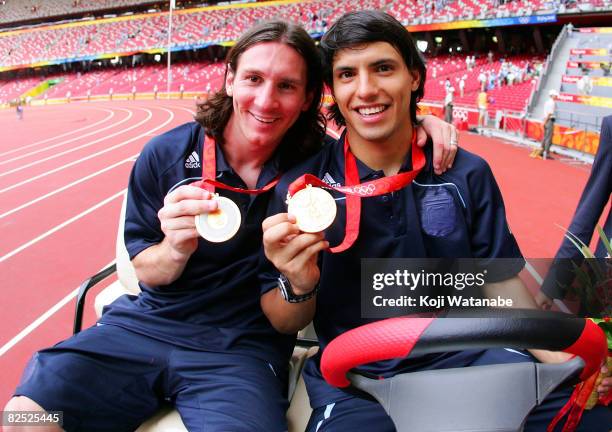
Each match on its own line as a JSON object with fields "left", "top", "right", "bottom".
{"left": 287, "top": 186, "right": 337, "bottom": 233}
{"left": 195, "top": 196, "right": 241, "bottom": 242}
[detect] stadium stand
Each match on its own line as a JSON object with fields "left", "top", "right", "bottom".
{"left": 423, "top": 53, "right": 543, "bottom": 113}
{"left": 0, "top": 74, "right": 44, "bottom": 102}
{"left": 0, "top": 0, "right": 581, "bottom": 69}
{"left": 551, "top": 27, "right": 612, "bottom": 128}
{"left": 0, "top": 61, "right": 225, "bottom": 103}
{"left": 0, "top": 0, "right": 609, "bottom": 138}
{"left": 0, "top": 51, "right": 543, "bottom": 111}
{"left": 389, "top": 0, "right": 549, "bottom": 24}
{"left": 0, "top": 0, "right": 158, "bottom": 25}
{"left": 0, "top": 0, "right": 570, "bottom": 28}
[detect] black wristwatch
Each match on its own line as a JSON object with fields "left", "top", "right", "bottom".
{"left": 277, "top": 274, "right": 318, "bottom": 303}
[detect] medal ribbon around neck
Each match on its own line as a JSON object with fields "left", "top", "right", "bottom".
{"left": 194, "top": 135, "right": 279, "bottom": 242}
{"left": 288, "top": 132, "right": 425, "bottom": 253}
{"left": 198, "top": 134, "right": 280, "bottom": 194}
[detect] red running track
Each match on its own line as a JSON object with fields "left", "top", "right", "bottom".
{"left": 0, "top": 100, "right": 608, "bottom": 408}
{"left": 0, "top": 100, "right": 195, "bottom": 406}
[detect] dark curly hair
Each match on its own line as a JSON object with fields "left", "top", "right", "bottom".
{"left": 319, "top": 10, "right": 426, "bottom": 126}
{"left": 195, "top": 20, "right": 326, "bottom": 170}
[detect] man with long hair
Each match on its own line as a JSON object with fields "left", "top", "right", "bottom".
{"left": 5, "top": 20, "right": 455, "bottom": 432}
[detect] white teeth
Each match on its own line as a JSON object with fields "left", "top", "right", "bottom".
{"left": 252, "top": 114, "right": 276, "bottom": 123}
{"left": 358, "top": 106, "right": 386, "bottom": 116}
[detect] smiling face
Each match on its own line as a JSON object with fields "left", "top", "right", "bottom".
{"left": 223, "top": 42, "right": 312, "bottom": 152}
{"left": 331, "top": 41, "right": 420, "bottom": 148}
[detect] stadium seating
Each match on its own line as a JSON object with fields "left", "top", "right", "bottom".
{"left": 422, "top": 53, "right": 543, "bottom": 113}
{"left": 0, "top": 0, "right": 581, "bottom": 69}
{"left": 2, "top": 50, "right": 544, "bottom": 114}
{"left": 0, "top": 1, "right": 606, "bottom": 114}
{"left": 0, "top": 0, "right": 157, "bottom": 25}
{"left": 35, "top": 61, "right": 225, "bottom": 100}
{"left": 0, "top": 0, "right": 561, "bottom": 28}
{"left": 0, "top": 75, "right": 45, "bottom": 103}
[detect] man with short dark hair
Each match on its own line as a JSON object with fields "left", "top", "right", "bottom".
{"left": 260, "top": 11, "right": 612, "bottom": 431}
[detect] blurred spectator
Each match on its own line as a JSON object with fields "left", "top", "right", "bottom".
{"left": 487, "top": 71, "right": 496, "bottom": 90}
{"left": 478, "top": 70, "right": 487, "bottom": 91}
{"left": 15, "top": 100, "right": 23, "bottom": 120}
{"left": 444, "top": 86, "right": 454, "bottom": 123}
{"left": 477, "top": 90, "right": 488, "bottom": 129}
{"left": 532, "top": 89, "right": 557, "bottom": 159}
{"left": 584, "top": 75, "right": 594, "bottom": 94}
{"left": 577, "top": 75, "right": 593, "bottom": 95}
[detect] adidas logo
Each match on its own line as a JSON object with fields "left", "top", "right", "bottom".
{"left": 322, "top": 172, "right": 340, "bottom": 188}
{"left": 185, "top": 151, "right": 201, "bottom": 169}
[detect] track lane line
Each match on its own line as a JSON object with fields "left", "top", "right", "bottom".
{"left": 0, "top": 107, "right": 175, "bottom": 194}
{"left": 0, "top": 108, "right": 138, "bottom": 177}
{"left": 0, "top": 260, "right": 115, "bottom": 358}
{"left": 0, "top": 189, "right": 126, "bottom": 264}
{"left": 0, "top": 157, "right": 137, "bottom": 220}
{"left": 0, "top": 107, "right": 132, "bottom": 167}
{"left": 0, "top": 108, "right": 116, "bottom": 159}
{"left": 0, "top": 104, "right": 194, "bottom": 377}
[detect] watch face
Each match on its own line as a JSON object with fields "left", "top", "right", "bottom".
{"left": 195, "top": 196, "right": 241, "bottom": 242}
{"left": 288, "top": 186, "right": 337, "bottom": 233}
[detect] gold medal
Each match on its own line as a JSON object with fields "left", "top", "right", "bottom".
{"left": 195, "top": 195, "right": 241, "bottom": 242}
{"left": 287, "top": 185, "right": 337, "bottom": 233}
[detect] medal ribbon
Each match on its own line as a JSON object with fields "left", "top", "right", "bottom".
{"left": 198, "top": 134, "right": 280, "bottom": 194}
{"left": 288, "top": 132, "right": 425, "bottom": 253}
{"left": 546, "top": 370, "right": 598, "bottom": 432}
